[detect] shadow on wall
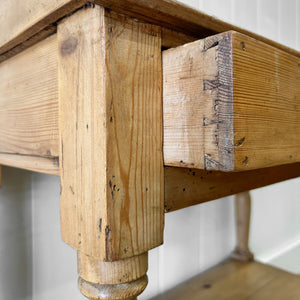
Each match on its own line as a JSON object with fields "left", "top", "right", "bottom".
{"left": 0, "top": 166, "right": 33, "bottom": 300}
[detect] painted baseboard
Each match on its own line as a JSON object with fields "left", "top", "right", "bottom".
{"left": 255, "top": 236, "right": 300, "bottom": 275}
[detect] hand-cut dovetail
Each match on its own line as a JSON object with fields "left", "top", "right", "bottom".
{"left": 203, "top": 40, "right": 219, "bottom": 51}
{"left": 203, "top": 117, "right": 221, "bottom": 126}
{"left": 203, "top": 79, "right": 219, "bottom": 90}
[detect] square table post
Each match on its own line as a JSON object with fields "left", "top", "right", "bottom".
{"left": 58, "top": 5, "right": 164, "bottom": 299}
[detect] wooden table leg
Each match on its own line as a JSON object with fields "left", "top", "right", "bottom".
{"left": 57, "top": 5, "right": 164, "bottom": 299}
{"left": 78, "top": 252, "right": 148, "bottom": 300}
{"left": 232, "top": 191, "right": 254, "bottom": 262}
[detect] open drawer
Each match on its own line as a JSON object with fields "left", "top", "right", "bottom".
{"left": 163, "top": 30, "right": 300, "bottom": 172}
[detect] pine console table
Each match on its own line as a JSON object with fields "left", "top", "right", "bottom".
{"left": 0, "top": 1, "right": 299, "bottom": 299}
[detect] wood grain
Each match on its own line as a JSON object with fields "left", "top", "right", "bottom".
{"left": 0, "top": 25, "right": 56, "bottom": 64}
{"left": 0, "top": 34, "right": 59, "bottom": 159}
{"left": 2, "top": 0, "right": 300, "bottom": 64}
{"left": 232, "top": 32, "right": 300, "bottom": 170}
{"left": 163, "top": 31, "right": 300, "bottom": 171}
{"left": 0, "top": 153, "right": 59, "bottom": 176}
{"left": 58, "top": 7, "right": 164, "bottom": 261}
{"left": 93, "top": 0, "right": 300, "bottom": 58}
{"left": 104, "top": 10, "right": 164, "bottom": 260}
{"left": 152, "top": 259, "right": 300, "bottom": 300}
{"left": 0, "top": 0, "right": 88, "bottom": 56}
{"left": 164, "top": 163, "right": 300, "bottom": 212}
{"left": 163, "top": 32, "right": 234, "bottom": 170}
{"left": 78, "top": 252, "right": 148, "bottom": 285}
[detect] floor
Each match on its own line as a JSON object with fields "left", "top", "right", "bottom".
{"left": 150, "top": 259, "right": 300, "bottom": 300}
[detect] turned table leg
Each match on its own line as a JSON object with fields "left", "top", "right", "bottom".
{"left": 78, "top": 252, "right": 148, "bottom": 300}
{"left": 232, "top": 191, "right": 254, "bottom": 262}
{"left": 58, "top": 5, "right": 163, "bottom": 299}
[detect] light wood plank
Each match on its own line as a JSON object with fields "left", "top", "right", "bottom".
{"left": 232, "top": 32, "right": 300, "bottom": 170}
{"left": 151, "top": 259, "right": 300, "bottom": 300}
{"left": 163, "top": 31, "right": 300, "bottom": 171}
{"left": 0, "top": 25, "right": 56, "bottom": 64}
{"left": 104, "top": 10, "right": 164, "bottom": 260}
{"left": 0, "top": 0, "right": 88, "bottom": 57}
{"left": 0, "top": 34, "right": 59, "bottom": 158}
{"left": 2, "top": 0, "right": 300, "bottom": 63}
{"left": 163, "top": 32, "right": 234, "bottom": 170}
{"left": 247, "top": 272, "right": 300, "bottom": 300}
{"left": 0, "top": 153, "right": 59, "bottom": 176}
{"left": 164, "top": 163, "right": 300, "bottom": 212}
{"left": 58, "top": 7, "right": 164, "bottom": 261}
{"left": 58, "top": 5, "right": 107, "bottom": 261}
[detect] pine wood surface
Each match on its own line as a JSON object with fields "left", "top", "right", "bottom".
{"left": 163, "top": 31, "right": 300, "bottom": 171}
{"left": 58, "top": 7, "right": 164, "bottom": 261}
{"left": 2, "top": 0, "right": 300, "bottom": 61}
{"left": 0, "top": 34, "right": 59, "bottom": 159}
{"left": 94, "top": 0, "right": 300, "bottom": 58}
{"left": 151, "top": 259, "right": 300, "bottom": 300}
{"left": 0, "top": 25, "right": 56, "bottom": 64}
{"left": 163, "top": 32, "right": 234, "bottom": 171}
{"left": 78, "top": 252, "right": 148, "bottom": 285}
{"left": 0, "top": 153, "right": 59, "bottom": 176}
{"left": 0, "top": 0, "right": 87, "bottom": 57}
{"left": 232, "top": 32, "right": 300, "bottom": 170}
{"left": 164, "top": 163, "right": 300, "bottom": 212}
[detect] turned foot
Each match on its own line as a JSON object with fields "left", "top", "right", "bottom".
{"left": 78, "top": 252, "right": 148, "bottom": 300}
{"left": 232, "top": 191, "right": 254, "bottom": 262}
{"left": 78, "top": 276, "right": 147, "bottom": 300}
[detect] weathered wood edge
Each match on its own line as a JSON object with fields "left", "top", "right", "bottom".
{"left": 0, "top": 34, "right": 59, "bottom": 159}
{"left": 164, "top": 30, "right": 300, "bottom": 171}
{"left": 1, "top": 0, "right": 299, "bottom": 62}
{"left": 0, "top": 153, "right": 59, "bottom": 176}
{"left": 0, "top": 25, "right": 56, "bottom": 63}
{"left": 164, "top": 163, "right": 300, "bottom": 212}
{"left": 58, "top": 6, "right": 164, "bottom": 261}
{"left": 204, "top": 32, "right": 234, "bottom": 171}
{"left": 0, "top": 0, "right": 88, "bottom": 58}
{"left": 93, "top": 0, "right": 300, "bottom": 58}
{"left": 163, "top": 31, "right": 234, "bottom": 171}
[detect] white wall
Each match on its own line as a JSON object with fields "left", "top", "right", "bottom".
{"left": 0, "top": 1, "right": 299, "bottom": 299}
{"left": 0, "top": 167, "right": 32, "bottom": 300}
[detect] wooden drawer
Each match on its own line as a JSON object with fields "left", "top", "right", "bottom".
{"left": 163, "top": 31, "right": 300, "bottom": 171}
